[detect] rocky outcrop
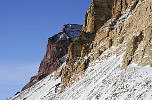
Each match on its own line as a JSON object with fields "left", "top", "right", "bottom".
{"left": 113, "top": 0, "right": 134, "bottom": 17}
{"left": 9, "top": 0, "right": 152, "bottom": 99}
{"left": 61, "top": 0, "right": 152, "bottom": 91}
{"left": 94, "top": 0, "right": 152, "bottom": 67}
{"left": 133, "top": 28, "right": 152, "bottom": 66}
{"left": 61, "top": 0, "right": 114, "bottom": 90}
{"left": 83, "top": 0, "right": 113, "bottom": 33}
{"left": 22, "top": 24, "right": 82, "bottom": 91}
{"left": 67, "top": 0, "right": 114, "bottom": 60}
{"left": 122, "top": 33, "right": 144, "bottom": 67}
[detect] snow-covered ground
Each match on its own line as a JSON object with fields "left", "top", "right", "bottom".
{"left": 9, "top": 71, "right": 61, "bottom": 100}
{"left": 9, "top": 53, "right": 152, "bottom": 100}
{"left": 54, "top": 54, "right": 152, "bottom": 100}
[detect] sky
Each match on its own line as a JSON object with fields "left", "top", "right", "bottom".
{"left": 0, "top": 0, "right": 92, "bottom": 99}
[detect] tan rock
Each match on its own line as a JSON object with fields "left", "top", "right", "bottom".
{"left": 61, "top": 0, "right": 152, "bottom": 90}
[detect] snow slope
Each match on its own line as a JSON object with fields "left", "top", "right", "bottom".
{"left": 9, "top": 69, "right": 61, "bottom": 100}
{"left": 9, "top": 52, "right": 152, "bottom": 100}
{"left": 54, "top": 54, "right": 152, "bottom": 100}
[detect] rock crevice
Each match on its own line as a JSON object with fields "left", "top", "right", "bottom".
{"left": 60, "top": 0, "right": 152, "bottom": 90}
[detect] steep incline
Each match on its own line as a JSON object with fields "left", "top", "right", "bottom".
{"left": 61, "top": 0, "right": 152, "bottom": 90}
{"left": 9, "top": 49, "right": 152, "bottom": 100}
{"left": 9, "top": 0, "right": 152, "bottom": 99}
{"left": 54, "top": 54, "right": 152, "bottom": 100}
{"left": 22, "top": 24, "right": 82, "bottom": 91}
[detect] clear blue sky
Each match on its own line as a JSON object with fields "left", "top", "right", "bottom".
{"left": 0, "top": 0, "right": 91, "bottom": 99}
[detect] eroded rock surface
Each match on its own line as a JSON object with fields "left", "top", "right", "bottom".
{"left": 61, "top": 0, "right": 152, "bottom": 90}
{"left": 22, "top": 24, "right": 82, "bottom": 91}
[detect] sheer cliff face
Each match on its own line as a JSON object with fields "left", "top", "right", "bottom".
{"left": 68, "top": 0, "right": 135, "bottom": 61}
{"left": 61, "top": 0, "right": 152, "bottom": 90}
{"left": 83, "top": 0, "right": 113, "bottom": 33}
{"left": 113, "top": 0, "right": 133, "bottom": 17}
{"left": 38, "top": 24, "right": 82, "bottom": 77}
{"left": 22, "top": 24, "right": 82, "bottom": 91}
{"left": 83, "top": 0, "right": 135, "bottom": 33}
{"left": 68, "top": 0, "right": 114, "bottom": 60}
{"left": 62, "top": 0, "right": 114, "bottom": 90}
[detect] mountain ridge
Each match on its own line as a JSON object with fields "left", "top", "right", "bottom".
{"left": 22, "top": 24, "right": 82, "bottom": 91}
{"left": 9, "top": 0, "right": 152, "bottom": 99}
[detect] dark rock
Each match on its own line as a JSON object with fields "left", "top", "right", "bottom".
{"left": 14, "top": 92, "right": 20, "bottom": 96}
{"left": 22, "top": 24, "right": 82, "bottom": 91}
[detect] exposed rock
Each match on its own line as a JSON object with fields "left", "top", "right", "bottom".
{"left": 83, "top": 0, "right": 113, "bottom": 33}
{"left": 68, "top": 32, "right": 95, "bottom": 60}
{"left": 94, "top": 0, "right": 152, "bottom": 67}
{"left": 61, "top": 0, "right": 114, "bottom": 90}
{"left": 61, "top": 0, "right": 152, "bottom": 90}
{"left": 108, "top": 38, "right": 113, "bottom": 48}
{"left": 122, "top": 36, "right": 139, "bottom": 67}
{"left": 22, "top": 24, "right": 82, "bottom": 91}
{"left": 14, "top": 92, "right": 20, "bottom": 96}
{"left": 133, "top": 29, "right": 152, "bottom": 66}
{"left": 112, "top": 0, "right": 138, "bottom": 17}
{"left": 9, "top": 0, "right": 152, "bottom": 99}
{"left": 116, "top": 36, "right": 124, "bottom": 45}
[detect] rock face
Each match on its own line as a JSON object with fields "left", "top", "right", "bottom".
{"left": 22, "top": 0, "right": 152, "bottom": 93}
{"left": 94, "top": 0, "right": 152, "bottom": 66}
{"left": 122, "top": 33, "right": 144, "bottom": 67}
{"left": 83, "top": 0, "right": 113, "bottom": 33}
{"left": 9, "top": 0, "right": 152, "bottom": 99}
{"left": 22, "top": 24, "right": 82, "bottom": 91}
{"left": 61, "top": 0, "right": 152, "bottom": 90}
{"left": 37, "top": 24, "right": 82, "bottom": 78}
{"left": 61, "top": 0, "right": 114, "bottom": 90}
{"left": 66, "top": 0, "right": 114, "bottom": 62}
{"left": 113, "top": 0, "right": 133, "bottom": 17}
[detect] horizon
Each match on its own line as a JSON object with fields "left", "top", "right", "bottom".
{"left": 0, "top": 0, "right": 91, "bottom": 99}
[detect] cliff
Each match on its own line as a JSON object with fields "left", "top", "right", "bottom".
{"left": 61, "top": 0, "right": 152, "bottom": 90}
{"left": 22, "top": 24, "right": 82, "bottom": 91}
{"left": 9, "top": 0, "right": 152, "bottom": 99}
